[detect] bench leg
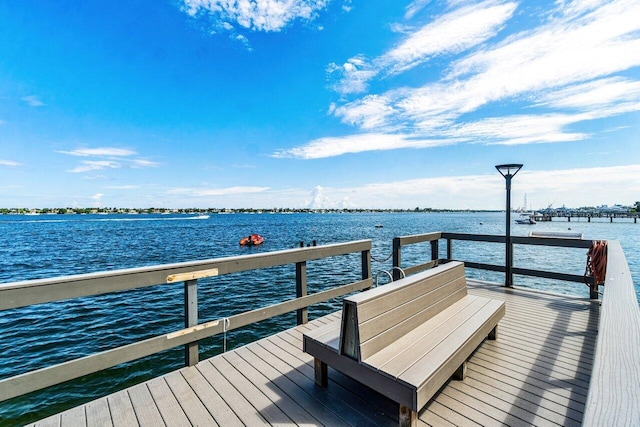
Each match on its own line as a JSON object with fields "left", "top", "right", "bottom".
{"left": 399, "top": 404, "right": 417, "bottom": 427}
{"left": 488, "top": 324, "right": 498, "bottom": 340}
{"left": 452, "top": 361, "right": 467, "bottom": 380}
{"left": 314, "top": 358, "right": 328, "bottom": 387}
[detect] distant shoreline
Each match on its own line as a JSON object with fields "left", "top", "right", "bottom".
{"left": 2, "top": 208, "right": 499, "bottom": 215}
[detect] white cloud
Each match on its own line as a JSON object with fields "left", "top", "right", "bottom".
{"left": 537, "top": 77, "right": 640, "bottom": 111}
{"left": 273, "top": 133, "right": 454, "bottom": 159}
{"left": 292, "top": 164, "right": 640, "bottom": 209}
{"left": 0, "top": 159, "right": 22, "bottom": 167}
{"left": 22, "top": 95, "right": 45, "bottom": 107}
{"left": 181, "top": 0, "right": 329, "bottom": 32}
{"left": 131, "top": 159, "right": 161, "bottom": 168}
{"left": 309, "top": 0, "right": 640, "bottom": 158}
{"left": 441, "top": 113, "right": 591, "bottom": 145}
{"left": 382, "top": 1, "right": 517, "bottom": 75}
{"left": 59, "top": 147, "right": 160, "bottom": 173}
{"left": 308, "top": 185, "right": 329, "bottom": 208}
{"left": 168, "top": 186, "right": 270, "bottom": 197}
{"left": 58, "top": 147, "right": 137, "bottom": 157}
{"left": 329, "top": 1, "right": 517, "bottom": 94}
{"left": 105, "top": 185, "right": 140, "bottom": 190}
{"left": 90, "top": 193, "right": 104, "bottom": 208}
{"left": 404, "top": 0, "right": 432, "bottom": 20}
{"left": 67, "top": 161, "right": 121, "bottom": 173}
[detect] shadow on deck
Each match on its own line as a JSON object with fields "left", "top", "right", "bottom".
{"left": 30, "top": 281, "right": 599, "bottom": 427}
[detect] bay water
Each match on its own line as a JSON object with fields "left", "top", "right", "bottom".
{"left": 1, "top": 212, "right": 638, "bottom": 425}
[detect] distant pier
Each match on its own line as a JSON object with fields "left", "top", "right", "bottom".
{"left": 533, "top": 211, "right": 639, "bottom": 223}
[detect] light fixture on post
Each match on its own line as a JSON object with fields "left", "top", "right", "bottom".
{"left": 495, "top": 163, "right": 523, "bottom": 287}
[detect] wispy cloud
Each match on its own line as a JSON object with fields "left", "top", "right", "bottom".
{"left": 22, "top": 95, "right": 45, "bottom": 107}
{"left": 67, "top": 161, "right": 122, "bottom": 173}
{"left": 0, "top": 159, "right": 22, "bottom": 167}
{"left": 57, "top": 147, "right": 137, "bottom": 157}
{"left": 168, "top": 186, "right": 270, "bottom": 197}
{"left": 328, "top": 1, "right": 517, "bottom": 94}
{"left": 404, "top": 0, "right": 432, "bottom": 20}
{"left": 104, "top": 185, "right": 140, "bottom": 190}
{"left": 131, "top": 159, "right": 161, "bottom": 168}
{"left": 273, "top": 133, "right": 456, "bottom": 159}
{"left": 287, "top": 0, "right": 640, "bottom": 158}
{"left": 59, "top": 146, "right": 160, "bottom": 173}
{"left": 181, "top": 0, "right": 330, "bottom": 32}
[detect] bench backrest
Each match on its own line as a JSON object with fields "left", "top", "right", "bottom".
{"left": 339, "top": 261, "right": 467, "bottom": 362}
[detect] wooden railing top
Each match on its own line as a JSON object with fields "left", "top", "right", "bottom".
{"left": 0, "top": 239, "right": 372, "bottom": 311}
{"left": 583, "top": 241, "right": 640, "bottom": 425}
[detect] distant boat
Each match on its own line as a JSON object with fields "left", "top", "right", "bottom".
{"left": 190, "top": 215, "right": 210, "bottom": 220}
{"left": 374, "top": 224, "right": 383, "bottom": 228}
{"left": 239, "top": 234, "right": 264, "bottom": 246}
{"left": 515, "top": 213, "right": 536, "bottom": 225}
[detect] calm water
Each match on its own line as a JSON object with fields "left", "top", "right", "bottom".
{"left": 1, "top": 212, "right": 638, "bottom": 425}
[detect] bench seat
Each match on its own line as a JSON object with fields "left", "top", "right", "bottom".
{"left": 303, "top": 262, "right": 505, "bottom": 426}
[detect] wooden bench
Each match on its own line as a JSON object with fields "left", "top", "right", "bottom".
{"left": 303, "top": 261, "right": 505, "bottom": 426}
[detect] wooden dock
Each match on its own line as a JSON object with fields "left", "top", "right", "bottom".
{"left": 29, "top": 280, "right": 599, "bottom": 427}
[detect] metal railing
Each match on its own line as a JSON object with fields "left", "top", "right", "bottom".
{"left": 0, "top": 240, "right": 372, "bottom": 402}
{"left": 392, "top": 231, "right": 594, "bottom": 291}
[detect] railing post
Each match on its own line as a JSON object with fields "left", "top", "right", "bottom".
{"left": 296, "top": 261, "right": 308, "bottom": 325}
{"left": 184, "top": 279, "right": 198, "bottom": 366}
{"left": 510, "top": 240, "right": 515, "bottom": 286}
{"left": 447, "top": 238, "right": 453, "bottom": 261}
{"left": 392, "top": 237, "right": 401, "bottom": 280}
{"left": 361, "top": 249, "right": 371, "bottom": 281}
{"left": 431, "top": 239, "right": 439, "bottom": 266}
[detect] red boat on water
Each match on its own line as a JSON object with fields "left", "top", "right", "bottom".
{"left": 239, "top": 234, "right": 264, "bottom": 246}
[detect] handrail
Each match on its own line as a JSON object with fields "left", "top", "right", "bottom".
{"left": 392, "top": 231, "right": 595, "bottom": 288}
{"left": 583, "top": 241, "right": 640, "bottom": 425}
{"left": 0, "top": 240, "right": 372, "bottom": 402}
{"left": 0, "top": 239, "right": 371, "bottom": 310}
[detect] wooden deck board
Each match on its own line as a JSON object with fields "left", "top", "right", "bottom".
{"left": 32, "top": 280, "right": 599, "bottom": 426}
{"left": 127, "top": 383, "right": 166, "bottom": 427}
{"left": 179, "top": 365, "right": 243, "bottom": 426}
{"left": 85, "top": 397, "right": 112, "bottom": 427}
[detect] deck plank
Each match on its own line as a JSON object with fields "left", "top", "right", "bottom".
{"left": 30, "top": 281, "right": 599, "bottom": 427}
{"left": 179, "top": 365, "right": 243, "bottom": 426}
{"left": 127, "top": 383, "right": 165, "bottom": 427}
{"left": 269, "top": 331, "right": 397, "bottom": 425}
{"left": 106, "top": 390, "right": 138, "bottom": 427}
{"left": 59, "top": 405, "right": 86, "bottom": 427}
{"left": 252, "top": 338, "right": 386, "bottom": 426}
{"left": 146, "top": 377, "right": 190, "bottom": 427}
{"left": 164, "top": 370, "right": 218, "bottom": 426}
{"left": 195, "top": 360, "right": 270, "bottom": 426}
{"left": 85, "top": 397, "right": 112, "bottom": 427}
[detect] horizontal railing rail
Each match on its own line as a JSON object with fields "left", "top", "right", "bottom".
{"left": 0, "top": 240, "right": 372, "bottom": 402}
{"left": 392, "top": 231, "right": 595, "bottom": 287}
{"left": 583, "top": 241, "right": 640, "bottom": 425}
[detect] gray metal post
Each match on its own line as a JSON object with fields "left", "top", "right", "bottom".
{"left": 296, "top": 261, "right": 308, "bottom": 325}
{"left": 430, "top": 240, "right": 439, "bottom": 266}
{"left": 496, "top": 163, "right": 523, "bottom": 288}
{"left": 392, "top": 238, "right": 401, "bottom": 280}
{"left": 505, "top": 175, "right": 513, "bottom": 287}
{"left": 184, "top": 279, "right": 199, "bottom": 366}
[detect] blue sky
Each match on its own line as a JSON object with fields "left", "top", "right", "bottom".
{"left": 1, "top": 0, "right": 639, "bottom": 210}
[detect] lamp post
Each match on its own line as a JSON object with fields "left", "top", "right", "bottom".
{"left": 495, "top": 164, "right": 523, "bottom": 287}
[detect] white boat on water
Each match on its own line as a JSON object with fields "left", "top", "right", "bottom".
{"left": 515, "top": 212, "right": 536, "bottom": 224}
